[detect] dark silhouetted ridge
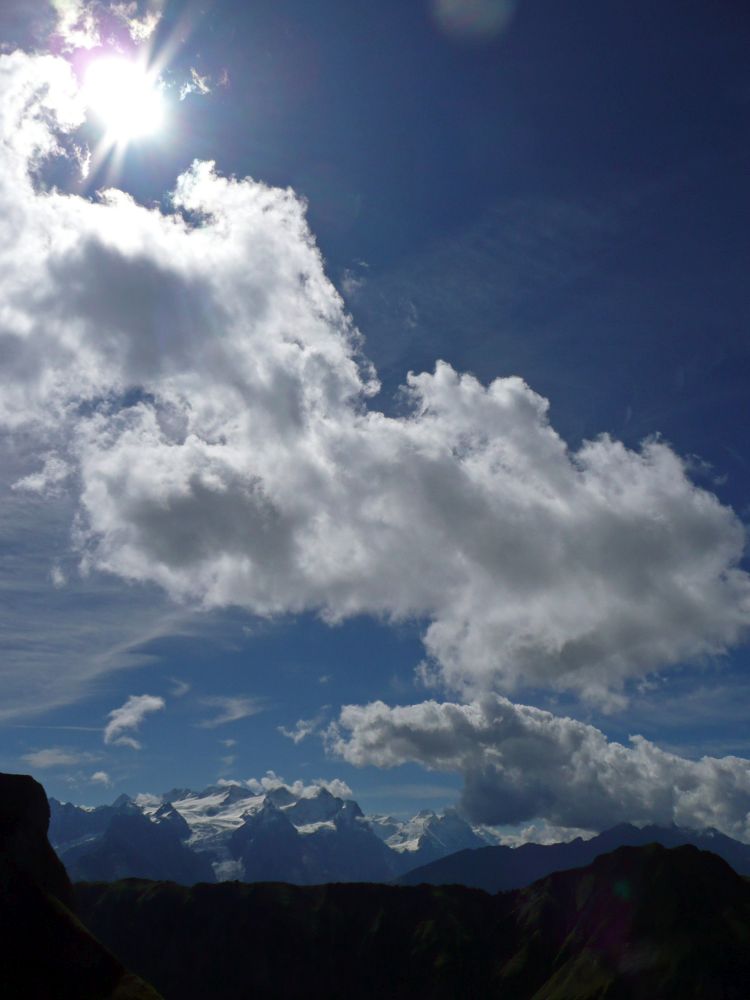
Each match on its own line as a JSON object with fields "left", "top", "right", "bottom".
{"left": 76, "top": 841, "right": 750, "bottom": 999}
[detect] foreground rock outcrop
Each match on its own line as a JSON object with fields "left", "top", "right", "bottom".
{"left": 0, "top": 773, "right": 162, "bottom": 999}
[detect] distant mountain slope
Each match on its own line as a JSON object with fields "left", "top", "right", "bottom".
{"left": 397, "top": 821, "right": 750, "bottom": 891}
{"left": 63, "top": 812, "right": 216, "bottom": 884}
{"left": 0, "top": 773, "right": 162, "bottom": 1000}
{"left": 76, "top": 843, "right": 750, "bottom": 999}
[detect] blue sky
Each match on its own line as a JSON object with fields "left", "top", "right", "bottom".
{"left": 1, "top": 0, "right": 750, "bottom": 833}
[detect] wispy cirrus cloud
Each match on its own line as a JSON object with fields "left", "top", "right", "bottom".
{"left": 22, "top": 747, "right": 97, "bottom": 768}
{"left": 197, "top": 696, "right": 265, "bottom": 729}
{"left": 104, "top": 693, "right": 165, "bottom": 749}
{"left": 169, "top": 678, "right": 191, "bottom": 698}
{"left": 0, "top": 439, "right": 192, "bottom": 722}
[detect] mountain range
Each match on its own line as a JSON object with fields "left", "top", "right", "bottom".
{"left": 6, "top": 771, "right": 750, "bottom": 997}
{"left": 50, "top": 781, "right": 750, "bottom": 892}
{"left": 50, "top": 782, "right": 497, "bottom": 885}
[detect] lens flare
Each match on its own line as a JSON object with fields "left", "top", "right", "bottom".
{"left": 432, "top": 0, "right": 517, "bottom": 42}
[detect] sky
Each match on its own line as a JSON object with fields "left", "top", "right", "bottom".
{"left": 1, "top": 0, "right": 750, "bottom": 837}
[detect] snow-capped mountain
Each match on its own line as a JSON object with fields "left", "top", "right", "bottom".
{"left": 369, "top": 807, "right": 493, "bottom": 865}
{"left": 49, "top": 781, "right": 499, "bottom": 885}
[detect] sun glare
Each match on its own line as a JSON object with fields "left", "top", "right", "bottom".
{"left": 83, "top": 56, "right": 164, "bottom": 144}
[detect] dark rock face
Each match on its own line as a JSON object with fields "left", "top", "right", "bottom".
{"left": 0, "top": 772, "right": 73, "bottom": 908}
{"left": 0, "top": 772, "right": 162, "bottom": 999}
{"left": 76, "top": 843, "right": 750, "bottom": 999}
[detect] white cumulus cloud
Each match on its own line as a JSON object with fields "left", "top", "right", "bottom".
{"left": 328, "top": 696, "right": 750, "bottom": 841}
{"left": 245, "top": 772, "right": 353, "bottom": 800}
{"left": 0, "top": 50, "right": 748, "bottom": 710}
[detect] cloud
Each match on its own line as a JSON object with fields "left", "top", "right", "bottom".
{"left": 22, "top": 747, "right": 96, "bottom": 768}
{"left": 0, "top": 50, "right": 748, "bottom": 710}
{"left": 51, "top": 0, "right": 100, "bottom": 49}
{"left": 197, "top": 696, "right": 265, "bottom": 729}
{"left": 315, "top": 777, "right": 353, "bottom": 800}
{"left": 179, "top": 67, "right": 211, "bottom": 101}
{"left": 328, "top": 696, "right": 750, "bottom": 840}
{"left": 12, "top": 454, "right": 71, "bottom": 496}
{"left": 49, "top": 0, "right": 163, "bottom": 50}
{"left": 109, "top": 1, "right": 162, "bottom": 43}
{"left": 245, "top": 772, "right": 353, "bottom": 800}
{"left": 0, "top": 444, "right": 192, "bottom": 721}
{"left": 169, "top": 678, "right": 191, "bottom": 698}
{"left": 104, "top": 693, "right": 165, "bottom": 748}
{"left": 496, "top": 820, "right": 597, "bottom": 847}
{"left": 278, "top": 710, "right": 328, "bottom": 744}
{"left": 90, "top": 769, "right": 112, "bottom": 786}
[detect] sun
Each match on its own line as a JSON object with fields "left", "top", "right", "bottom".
{"left": 82, "top": 56, "right": 165, "bottom": 144}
